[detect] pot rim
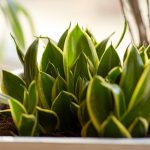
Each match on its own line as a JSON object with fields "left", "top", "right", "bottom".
{"left": 0, "top": 137, "right": 150, "bottom": 145}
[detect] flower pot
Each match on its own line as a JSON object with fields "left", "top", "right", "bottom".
{"left": 0, "top": 137, "right": 150, "bottom": 150}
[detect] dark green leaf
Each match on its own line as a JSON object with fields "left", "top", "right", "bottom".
{"left": 40, "top": 40, "right": 64, "bottom": 78}
{"left": 81, "top": 120, "right": 98, "bottom": 137}
{"left": 75, "top": 76, "right": 86, "bottom": 101}
{"left": 64, "top": 24, "right": 99, "bottom": 80}
{"left": 58, "top": 23, "right": 71, "bottom": 50}
{"left": 44, "top": 61, "right": 58, "bottom": 78}
{"left": 9, "top": 98, "right": 27, "bottom": 128}
{"left": 139, "top": 46, "right": 147, "bottom": 64}
{"left": 51, "top": 75, "right": 67, "bottom": 101}
{"left": 97, "top": 45, "right": 121, "bottom": 77}
{"left": 51, "top": 91, "right": 79, "bottom": 131}
{"left": 145, "top": 45, "right": 150, "bottom": 58}
{"left": 87, "top": 76, "right": 112, "bottom": 131}
{"left": 23, "top": 81, "right": 38, "bottom": 114}
{"left": 38, "top": 72, "right": 54, "bottom": 108}
{"left": 85, "top": 28, "right": 97, "bottom": 45}
{"left": 11, "top": 34, "right": 24, "bottom": 65}
{"left": 95, "top": 33, "right": 113, "bottom": 60}
{"left": 73, "top": 52, "right": 91, "bottom": 83}
{"left": 1, "top": 70, "right": 26, "bottom": 103}
{"left": 129, "top": 117, "right": 148, "bottom": 137}
{"left": 37, "top": 106, "right": 59, "bottom": 134}
{"left": 19, "top": 114, "right": 37, "bottom": 136}
{"left": 103, "top": 83, "right": 126, "bottom": 118}
{"left": 122, "top": 62, "right": 150, "bottom": 126}
{"left": 24, "top": 39, "right": 39, "bottom": 86}
{"left": 67, "top": 71, "right": 75, "bottom": 93}
{"left": 78, "top": 100, "right": 89, "bottom": 126}
{"left": 100, "top": 115, "right": 131, "bottom": 138}
{"left": 106, "top": 67, "right": 122, "bottom": 83}
{"left": 120, "top": 46, "right": 143, "bottom": 105}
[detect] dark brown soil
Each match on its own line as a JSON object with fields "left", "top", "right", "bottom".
{"left": 0, "top": 104, "right": 17, "bottom": 136}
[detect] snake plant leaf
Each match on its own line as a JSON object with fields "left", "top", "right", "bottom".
{"left": 51, "top": 75, "right": 67, "bottom": 101}
{"left": 81, "top": 120, "right": 98, "bottom": 137}
{"left": 139, "top": 51, "right": 148, "bottom": 64}
{"left": 40, "top": 39, "right": 64, "bottom": 78}
{"left": 145, "top": 45, "right": 150, "bottom": 58}
{"left": 19, "top": 114, "right": 37, "bottom": 136}
{"left": 128, "top": 117, "right": 148, "bottom": 137}
{"left": 100, "top": 115, "right": 131, "bottom": 138}
{"left": 11, "top": 34, "right": 24, "bottom": 65}
{"left": 115, "top": 20, "right": 127, "bottom": 49}
{"left": 37, "top": 106, "right": 59, "bottom": 134}
{"left": 9, "top": 98, "right": 27, "bottom": 129}
{"left": 38, "top": 72, "right": 54, "bottom": 109}
{"left": 79, "top": 82, "right": 89, "bottom": 103}
{"left": 85, "top": 28, "right": 97, "bottom": 45}
{"left": 24, "top": 39, "right": 39, "bottom": 86}
{"left": 70, "top": 102, "right": 79, "bottom": 118}
{"left": 95, "top": 34, "right": 113, "bottom": 61}
{"left": 123, "top": 46, "right": 130, "bottom": 62}
{"left": 51, "top": 91, "right": 79, "bottom": 131}
{"left": 122, "top": 62, "right": 150, "bottom": 126}
{"left": 73, "top": 52, "right": 91, "bottom": 83}
{"left": 58, "top": 23, "right": 71, "bottom": 50}
{"left": 63, "top": 24, "right": 99, "bottom": 80}
{"left": 1, "top": 70, "right": 26, "bottom": 103}
{"left": 97, "top": 45, "right": 121, "bottom": 77}
{"left": 120, "top": 46, "right": 143, "bottom": 105}
{"left": 78, "top": 100, "right": 89, "bottom": 126}
{"left": 106, "top": 67, "right": 122, "bottom": 83}
{"left": 23, "top": 81, "right": 38, "bottom": 114}
{"left": 139, "top": 46, "right": 148, "bottom": 64}
{"left": 103, "top": 83, "right": 126, "bottom": 118}
{"left": 68, "top": 71, "right": 75, "bottom": 93}
{"left": 44, "top": 62, "right": 58, "bottom": 78}
{"left": 75, "top": 76, "right": 85, "bottom": 101}
{"left": 87, "top": 76, "right": 113, "bottom": 131}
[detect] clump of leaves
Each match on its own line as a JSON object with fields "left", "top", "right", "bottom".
{"left": 1, "top": 23, "right": 150, "bottom": 138}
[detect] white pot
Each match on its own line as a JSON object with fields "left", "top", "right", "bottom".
{"left": 0, "top": 137, "right": 150, "bottom": 150}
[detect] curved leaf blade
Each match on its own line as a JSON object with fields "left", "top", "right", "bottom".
{"left": 87, "top": 76, "right": 112, "bottom": 131}
{"left": 9, "top": 98, "right": 27, "bottom": 128}
{"left": 58, "top": 23, "right": 71, "bottom": 50}
{"left": 64, "top": 24, "right": 99, "bottom": 79}
{"left": 1, "top": 70, "right": 26, "bottom": 103}
{"left": 97, "top": 45, "right": 121, "bottom": 77}
{"left": 100, "top": 115, "right": 131, "bottom": 138}
{"left": 24, "top": 39, "right": 39, "bottom": 86}
{"left": 19, "top": 114, "right": 37, "bottom": 136}
{"left": 120, "top": 46, "right": 143, "bottom": 105}
{"left": 37, "top": 107, "right": 59, "bottom": 134}
{"left": 23, "top": 81, "right": 38, "bottom": 114}
{"left": 81, "top": 120, "right": 98, "bottom": 137}
{"left": 51, "top": 91, "right": 79, "bottom": 131}
{"left": 40, "top": 40, "right": 64, "bottom": 78}
{"left": 38, "top": 72, "right": 54, "bottom": 108}
{"left": 128, "top": 117, "right": 148, "bottom": 137}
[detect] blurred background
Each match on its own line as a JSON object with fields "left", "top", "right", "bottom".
{"left": 0, "top": 0, "right": 148, "bottom": 72}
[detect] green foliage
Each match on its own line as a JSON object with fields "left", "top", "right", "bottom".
{"left": 1, "top": 24, "right": 150, "bottom": 138}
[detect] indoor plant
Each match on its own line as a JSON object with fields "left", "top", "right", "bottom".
{"left": 1, "top": 21, "right": 150, "bottom": 138}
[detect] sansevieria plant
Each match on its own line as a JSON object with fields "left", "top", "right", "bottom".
{"left": 1, "top": 22, "right": 150, "bottom": 137}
